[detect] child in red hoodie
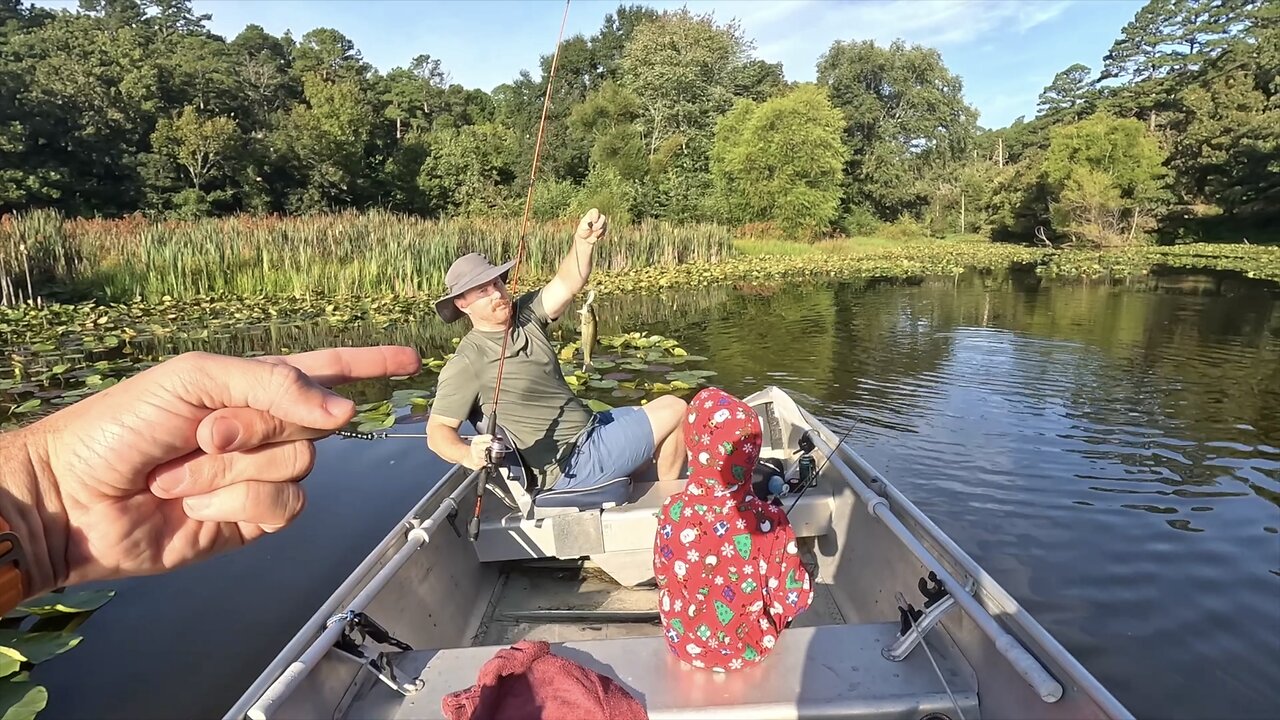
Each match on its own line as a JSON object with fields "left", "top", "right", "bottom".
{"left": 652, "top": 387, "right": 814, "bottom": 672}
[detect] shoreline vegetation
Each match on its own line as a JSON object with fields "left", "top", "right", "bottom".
{"left": 3, "top": 211, "right": 1276, "bottom": 309}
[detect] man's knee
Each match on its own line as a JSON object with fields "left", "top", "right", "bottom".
{"left": 643, "top": 394, "right": 688, "bottom": 435}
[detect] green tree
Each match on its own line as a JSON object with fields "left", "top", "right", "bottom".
{"left": 273, "top": 74, "right": 376, "bottom": 212}
{"left": 816, "top": 38, "right": 978, "bottom": 222}
{"left": 1037, "top": 63, "right": 1098, "bottom": 122}
{"left": 709, "top": 84, "right": 845, "bottom": 237}
{"left": 150, "top": 105, "right": 240, "bottom": 192}
{"left": 620, "top": 8, "right": 754, "bottom": 163}
{"left": 1043, "top": 114, "right": 1171, "bottom": 246}
{"left": 417, "top": 122, "right": 518, "bottom": 216}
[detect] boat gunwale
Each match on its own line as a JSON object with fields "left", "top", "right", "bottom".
{"left": 224, "top": 384, "right": 1135, "bottom": 720}
{"left": 775, "top": 390, "right": 1134, "bottom": 720}
{"left": 222, "top": 462, "right": 478, "bottom": 720}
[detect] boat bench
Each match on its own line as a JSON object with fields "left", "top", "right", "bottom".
{"left": 472, "top": 473, "right": 834, "bottom": 586}
{"left": 356, "top": 623, "right": 979, "bottom": 720}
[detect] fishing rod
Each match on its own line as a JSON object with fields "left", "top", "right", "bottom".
{"left": 785, "top": 420, "right": 859, "bottom": 516}
{"left": 469, "top": 0, "right": 572, "bottom": 541}
{"left": 334, "top": 430, "right": 429, "bottom": 440}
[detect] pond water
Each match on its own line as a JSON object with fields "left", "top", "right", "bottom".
{"left": 29, "top": 270, "right": 1280, "bottom": 720}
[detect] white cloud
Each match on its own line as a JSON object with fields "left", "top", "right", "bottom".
{"left": 681, "top": 0, "right": 1074, "bottom": 79}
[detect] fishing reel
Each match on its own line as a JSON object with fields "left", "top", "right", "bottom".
{"left": 752, "top": 431, "right": 819, "bottom": 506}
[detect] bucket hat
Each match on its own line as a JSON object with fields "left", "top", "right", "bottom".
{"left": 434, "top": 252, "right": 516, "bottom": 323}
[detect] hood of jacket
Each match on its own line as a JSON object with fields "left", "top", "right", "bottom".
{"left": 683, "top": 387, "right": 761, "bottom": 499}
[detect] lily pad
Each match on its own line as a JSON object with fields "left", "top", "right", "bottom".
{"left": 588, "top": 379, "right": 618, "bottom": 389}
{"left": 602, "top": 372, "right": 634, "bottom": 381}
{"left": 585, "top": 399, "right": 615, "bottom": 413}
{"left": 611, "top": 388, "right": 646, "bottom": 400}
{"left": 14, "top": 590, "right": 115, "bottom": 617}
{"left": 9, "top": 400, "right": 40, "bottom": 414}
{"left": 0, "top": 681, "right": 46, "bottom": 720}
{"left": 0, "top": 631, "right": 82, "bottom": 665}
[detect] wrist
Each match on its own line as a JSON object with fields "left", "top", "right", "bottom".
{"left": 0, "top": 425, "right": 67, "bottom": 601}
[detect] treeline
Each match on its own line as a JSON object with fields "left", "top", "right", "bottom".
{"left": 0, "top": 0, "right": 1275, "bottom": 246}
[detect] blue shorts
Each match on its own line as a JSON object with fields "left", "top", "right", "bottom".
{"left": 553, "top": 406, "right": 656, "bottom": 491}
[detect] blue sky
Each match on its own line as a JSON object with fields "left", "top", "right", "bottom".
{"left": 34, "top": 0, "right": 1146, "bottom": 128}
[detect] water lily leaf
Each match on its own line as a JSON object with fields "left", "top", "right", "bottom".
{"left": 0, "top": 631, "right": 81, "bottom": 664}
{"left": 611, "top": 388, "right": 646, "bottom": 400}
{"left": 588, "top": 359, "right": 615, "bottom": 369}
{"left": 585, "top": 399, "right": 614, "bottom": 413}
{"left": 30, "top": 343, "right": 55, "bottom": 352}
{"left": 391, "top": 389, "right": 431, "bottom": 402}
{"left": 650, "top": 382, "right": 672, "bottom": 393}
{"left": 671, "top": 347, "right": 688, "bottom": 357}
{"left": 0, "top": 681, "right": 47, "bottom": 720}
{"left": 10, "top": 400, "right": 40, "bottom": 414}
{"left": 648, "top": 365, "right": 673, "bottom": 372}
{"left": 603, "top": 372, "right": 633, "bottom": 381}
{"left": 49, "top": 364, "right": 69, "bottom": 375}
{"left": 557, "top": 343, "right": 579, "bottom": 362}
{"left": 356, "top": 400, "right": 391, "bottom": 414}
{"left": 16, "top": 590, "right": 115, "bottom": 617}
{"left": 678, "top": 355, "right": 708, "bottom": 362}
{"left": 356, "top": 415, "right": 395, "bottom": 433}
{"left": 409, "top": 397, "right": 431, "bottom": 409}
{"left": 0, "top": 656, "right": 17, "bottom": 677}
{"left": 588, "top": 379, "right": 618, "bottom": 389}
{"left": 669, "top": 380, "right": 695, "bottom": 390}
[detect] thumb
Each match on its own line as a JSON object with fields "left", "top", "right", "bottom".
{"left": 160, "top": 352, "right": 355, "bottom": 431}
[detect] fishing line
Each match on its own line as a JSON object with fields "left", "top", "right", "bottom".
{"left": 786, "top": 420, "right": 859, "bottom": 515}
{"left": 469, "top": 0, "right": 571, "bottom": 540}
{"left": 489, "top": 0, "right": 571, "bottom": 431}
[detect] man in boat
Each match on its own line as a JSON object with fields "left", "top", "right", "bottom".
{"left": 426, "top": 208, "right": 688, "bottom": 495}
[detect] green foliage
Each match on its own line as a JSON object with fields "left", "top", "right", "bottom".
{"left": 0, "top": 588, "right": 116, "bottom": 720}
{"left": 1042, "top": 114, "right": 1170, "bottom": 247}
{"left": 0, "top": 0, "right": 1271, "bottom": 249}
{"left": 574, "top": 166, "right": 637, "bottom": 226}
{"left": 709, "top": 85, "right": 846, "bottom": 237}
{"left": 817, "top": 38, "right": 978, "bottom": 222}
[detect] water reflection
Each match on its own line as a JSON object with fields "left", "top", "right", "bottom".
{"left": 31, "top": 271, "right": 1280, "bottom": 720}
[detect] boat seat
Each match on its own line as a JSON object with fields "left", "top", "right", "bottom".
{"left": 355, "top": 623, "right": 979, "bottom": 720}
{"left": 531, "top": 475, "right": 632, "bottom": 512}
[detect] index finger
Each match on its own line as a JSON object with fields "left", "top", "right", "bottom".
{"left": 259, "top": 346, "right": 422, "bottom": 387}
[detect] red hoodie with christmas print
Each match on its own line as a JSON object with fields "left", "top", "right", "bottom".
{"left": 652, "top": 387, "right": 814, "bottom": 672}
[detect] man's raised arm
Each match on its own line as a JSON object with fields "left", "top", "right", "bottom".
{"left": 541, "top": 208, "right": 607, "bottom": 320}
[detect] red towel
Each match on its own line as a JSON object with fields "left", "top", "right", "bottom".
{"left": 441, "top": 640, "right": 648, "bottom": 720}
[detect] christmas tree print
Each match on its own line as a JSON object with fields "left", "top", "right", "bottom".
{"left": 734, "top": 534, "right": 752, "bottom": 560}
{"left": 743, "top": 646, "right": 760, "bottom": 661}
{"left": 786, "top": 569, "right": 803, "bottom": 589}
{"left": 670, "top": 618, "right": 684, "bottom": 637}
{"left": 669, "top": 500, "right": 683, "bottom": 521}
{"left": 715, "top": 600, "right": 735, "bottom": 625}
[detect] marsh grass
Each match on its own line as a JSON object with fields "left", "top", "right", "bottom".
{"left": 1, "top": 210, "right": 736, "bottom": 303}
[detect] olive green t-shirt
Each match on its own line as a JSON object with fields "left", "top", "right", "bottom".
{"left": 429, "top": 289, "right": 595, "bottom": 488}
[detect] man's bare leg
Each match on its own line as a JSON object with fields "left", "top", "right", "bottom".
{"left": 641, "top": 395, "right": 688, "bottom": 482}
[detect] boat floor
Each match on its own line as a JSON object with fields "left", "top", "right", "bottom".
{"left": 471, "top": 549, "right": 847, "bottom": 647}
{"left": 342, "top": 551, "right": 981, "bottom": 720}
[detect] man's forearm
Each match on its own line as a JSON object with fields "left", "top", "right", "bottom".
{"left": 426, "top": 420, "right": 481, "bottom": 468}
{"left": 554, "top": 237, "right": 596, "bottom": 296}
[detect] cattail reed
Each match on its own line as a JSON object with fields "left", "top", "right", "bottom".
{"left": 0, "top": 210, "right": 736, "bottom": 304}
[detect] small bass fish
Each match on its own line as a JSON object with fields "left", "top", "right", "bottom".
{"left": 578, "top": 289, "right": 597, "bottom": 372}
